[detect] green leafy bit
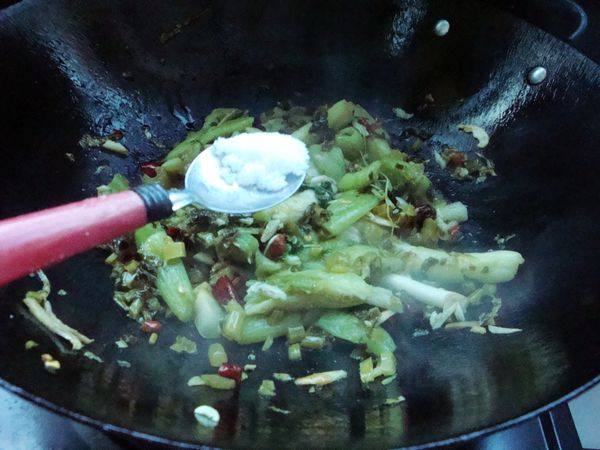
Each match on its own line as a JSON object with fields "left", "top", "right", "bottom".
{"left": 170, "top": 336, "right": 198, "bottom": 354}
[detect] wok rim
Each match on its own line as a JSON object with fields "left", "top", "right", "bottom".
{"left": 1, "top": 372, "right": 598, "bottom": 448}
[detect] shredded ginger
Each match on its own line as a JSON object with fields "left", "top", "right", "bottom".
{"left": 23, "top": 271, "right": 92, "bottom": 350}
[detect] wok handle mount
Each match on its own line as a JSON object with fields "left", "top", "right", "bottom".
{"left": 0, "top": 185, "right": 173, "bottom": 286}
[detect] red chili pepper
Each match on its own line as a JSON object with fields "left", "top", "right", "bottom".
{"left": 141, "top": 320, "right": 162, "bottom": 333}
{"left": 230, "top": 275, "right": 248, "bottom": 302}
{"left": 140, "top": 161, "right": 160, "bottom": 178}
{"left": 212, "top": 276, "right": 237, "bottom": 304}
{"left": 264, "top": 234, "right": 286, "bottom": 260}
{"left": 449, "top": 224, "right": 460, "bottom": 240}
{"left": 358, "top": 117, "right": 381, "bottom": 134}
{"left": 165, "top": 226, "right": 184, "bottom": 241}
{"left": 447, "top": 150, "right": 467, "bottom": 169}
{"left": 108, "top": 129, "right": 124, "bottom": 141}
{"left": 218, "top": 363, "right": 243, "bottom": 383}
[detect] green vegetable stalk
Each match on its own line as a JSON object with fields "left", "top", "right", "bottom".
{"left": 255, "top": 251, "right": 284, "bottom": 278}
{"left": 325, "top": 244, "right": 383, "bottom": 278}
{"left": 308, "top": 145, "right": 346, "bottom": 181}
{"left": 316, "top": 312, "right": 396, "bottom": 356}
{"left": 291, "top": 122, "right": 319, "bottom": 145}
{"left": 156, "top": 262, "right": 195, "bottom": 322}
{"left": 327, "top": 100, "right": 355, "bottom": 131}
{"left": 366, "top": 137, "right": 392, "bottom": 160}
{"left": 338, "top": 161, "right": 381, "bottom": 191}
{"left": 165, "top": 114, "right": 254, "bottom": 162}
{"left": 135, "top": 224, "right": 195, "bottom": 322}
{"left": 253, "top": 189, "right": 317, "bottom": 225}
{"left": 193, "top": 282, "right": 224, "bottom": 339}
{"left": 321, "top": 190, "right": 380, "bottom": 236}
{"left": 380, "top": 152, "right": 431, "bottom": 201}
{"left": 383, "top": 239, "right": 525, "bottom": 284}
{"left": 244, "top": 271, "right": 402, "bottom": 315}
{"left": 335, "top": 126, "right": 365, "bottom": 160}
{"left": 97, "top": 173, "right": 129, "bottom": 195}
{"left": 227, "top": 313, "right": 305, "bottom": 344}
{"left": 216, "top": 231, "right": 259, "bottom": 264}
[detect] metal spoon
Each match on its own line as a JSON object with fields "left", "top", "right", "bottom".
{"left": 0, "top": 133, "right": 308, "bottom": 285}
{"left": 172, "top": 133, "right": 307, "bottom": 214}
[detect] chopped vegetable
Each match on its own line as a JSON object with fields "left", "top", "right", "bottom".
{"left": 360, "top": 357, "right": 375, "bottom": 383}
{"left": 458, "top": 124, "right": 489, "bottom": 148}
{"left": 194, "top": 283, "right": 224, "bottom": 339}
{"left": 83, "top": 351, "right": 103, "bottom": 363}
{"left": 200, "top": 374, "right": 236, "bottom": 390}
{"left": 320, "top": 191, "right": 380, "bottom": 236}
{"left": 337, "top": 161, "right": 381, "bottom": 192}
{"left": 188, "top": 376, "right": 206, "bottom": 386}
{"left": 208, "top": 343, "right": 228, "bottom": 367}
{"left": 24, "top": 340, "right": 38, "bottom": 350}
{"left": 169, "top": 336, "right": 197, "bottom": 354}
{"left": 245, "top": 271, "right": 402, "bottom": 315}
{"left": 268, "top": 406, "right": 290, "bottom": 415}
{"left": 393, "top": 107, "right": 414, "bottom": 120}
{"left": 288, "top": 343, "right": 302, "bottom": 361}
{"left": 309, "top": 145, "right": 346, "bottom": 181}
{"left": 287, "top": 325, "right": 306, "bottom": 344}
{"left": 149, "top": 333, "right": 159, "bottom": 345}
{"left": 254, "top": 190, "right": 317, "bottom": 225}
{"left": 381, "top": 375, "right": 397, "bottom": 385}
{"left": 316, "top": 312, "right": 396, "bottom": 356}
{"left": 258, "top": 379, "right": 276, "bottom": 397}
{"left": 273, "top": 373, "right": 294, "bottom": 382}
{"left": 327, "top": 100, "right": 355, "bottom": 131}
{"left": 335, "top": 126, "right": 365, "bottom": 160}
{"left": 102, "top": 139, "right": 129, "bottom": 155}
{"left": 300, "top": 336, "right": 325, "bottom": 349}
{"left": 41, "top": 353, "right": 61, "bottom": 372}
{"left": 488, "top": 325, "right": 522, "bottom": 334}
{"left": 384, "top": 395, "right": 406, "bottom": 406}
{"left": 379, "top": 274, "right": 467, "bottom": 310}
{"left": 384, "top": 240, "right": 524, "bottom": 284}
{"left": 262, "top": 335, "right": 274, "bottom": 351}
{"left": 23, "top": 272, "right": 93, "bottom": 350}
{"left": 295, "top": 370, "right": 347, "bottom": 386}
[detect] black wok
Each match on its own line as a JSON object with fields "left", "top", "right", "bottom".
{"left": 0, "top": 0, "right": 599, "bottom": 448}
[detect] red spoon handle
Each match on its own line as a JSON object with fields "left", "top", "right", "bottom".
{"left": 0, "top": 185, "right": 172, "bottom": 286}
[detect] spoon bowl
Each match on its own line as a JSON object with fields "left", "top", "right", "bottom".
{"left": 182, "top": 133, "right": 308, "bottom": 214}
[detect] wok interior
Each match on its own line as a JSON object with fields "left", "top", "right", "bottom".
{"left": 0, "top": 0, "right": 599, "bottom": 448}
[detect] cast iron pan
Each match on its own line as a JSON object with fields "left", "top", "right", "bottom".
{"left": 0, "top": 0, "right": 599, "bottom": 448}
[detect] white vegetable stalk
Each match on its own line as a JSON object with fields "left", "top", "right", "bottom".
{"left": 193, "top": 282, "right": 224, "bottom": 339}
{"left": 388, "top": 240, "right": 524, "bottom": 284}
{"left": 295, "top": 370, "right": 347, "bottom": 386}
{"left": 379, "top": 274, "right": 467, "bottom": 309}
